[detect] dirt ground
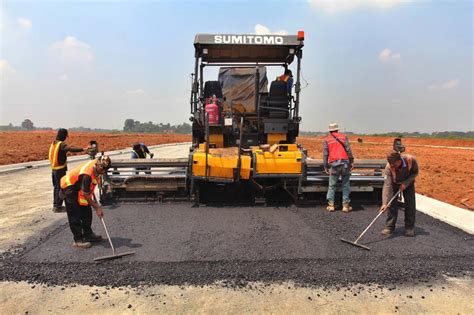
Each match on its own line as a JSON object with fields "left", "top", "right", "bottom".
{"left": 1, "top": 278, "right": 472, "bottom": 314}
{"left": 0, "top": 130, "right": 190, "bottom": 165}
{"left": 299, "top": 136, "right": 474, "bottom": 210}
{"left": 0, "top": 131, "right": 473, "bottom": 209}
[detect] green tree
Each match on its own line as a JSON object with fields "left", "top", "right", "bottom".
{"left": 123, "top": 119, "right": 135, "bottom": 131}
{"left": 21, "top": 119, "right": 35, "bottom": 130}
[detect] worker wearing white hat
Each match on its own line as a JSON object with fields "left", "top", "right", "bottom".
{"left": 323, "top": 123, "right": 354, "bottom": 212}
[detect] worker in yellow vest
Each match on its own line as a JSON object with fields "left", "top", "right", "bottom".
{"left": 60, "top": 155, "right": 111, "bottom": 248}
{"left": 48, "top": 128, "right": 89, "bottom": 213}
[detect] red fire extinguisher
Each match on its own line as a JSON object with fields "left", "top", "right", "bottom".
{"left": 205, "top": 95, "right": 219, "bottom": 125}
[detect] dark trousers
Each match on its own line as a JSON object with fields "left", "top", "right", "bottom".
{"left": 65, "top": 197, "right": 93, "bottom": 241}
{"left": 385, "top": 183, "right": 416, "bottom": 230}
{"left": 52, "top": 169, "right": 66, "bottom": 208}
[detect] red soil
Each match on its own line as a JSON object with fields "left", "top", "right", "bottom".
{"left": 0, "top": 131, "right": 190, "bottom": 165}
{"left": 298, "top": 136, "right": 474, "bottom": 210}
{"left": 1, "top": 131, "right": 472, "bottom": 209}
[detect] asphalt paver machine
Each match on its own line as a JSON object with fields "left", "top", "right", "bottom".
{"left": 100, "top": 32, "right": 386, "bottom": 204}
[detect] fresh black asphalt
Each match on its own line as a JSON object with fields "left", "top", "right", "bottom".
{"left": 1, "top": 202, "right": 472, "bottom": 288}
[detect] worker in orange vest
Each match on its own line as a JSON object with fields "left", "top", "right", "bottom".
{"left": 323, "top": 123, "right": 354, "bottom": 212}
{"left": 380, "top": 151, "right": 419, "bottom": 237}
{"left": 276, "top": 69, "right": 293, "bottom": 95}
{"left": 49, "top": 128, "right": 89, "bottom": 213}
{"left": 60, "top": 155, "right": 111, "bottom": 248}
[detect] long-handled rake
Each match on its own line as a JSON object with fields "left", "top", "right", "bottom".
{"left": 94, "top": 217, "right": 135, "bottom": 261}
{"left": 340, "top": 190, "right": 401, "bottom": 250}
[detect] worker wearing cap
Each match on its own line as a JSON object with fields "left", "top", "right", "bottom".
{"left": 60, "top": 156, "right": 111, "bottom": 248}
{"left": 49, "top": 128, "right": 89, "bottom": 213}
{"left": 380, "top": 151, "right": 419, "bottom": 237}
{"left": 276, "top": 69, "right": 294, "bottom": 95}
{"left": 323, "top": 123, "right": 354, "bottom": 212}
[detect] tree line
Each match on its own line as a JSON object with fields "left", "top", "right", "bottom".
{"left": 1, "top": 119, "right": 471, "bottom": 138}
{"left": 0, "top": 119, "right": 192, "bottom": 134}
{"left": 123, "top": 119, "right": 192, "bottom": 134}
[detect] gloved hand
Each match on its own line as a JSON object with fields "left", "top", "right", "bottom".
{"left": 150, "top": 153, "right": 154, "bottom": 159}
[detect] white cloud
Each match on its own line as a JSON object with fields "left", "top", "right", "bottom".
{"left": 378, "top": 48, "right": 401, "bottom": 62}
{"left": 126, "top": 88, "right": 145, "bottom": 96}
{"left": 308, "top": 0, "right": 411, "bottom": 13}
{"left": 18, "top": 17, "right": 32, "bottom": 29}
{"left": 254, "top": 24, "right": 288, "bottom": 35}
{"left": 0, "top": 59, "right": 16, "bottom": 74}
{"left": 50, "top": 36, "right": 94, "bottom": 63}
{"left": 428, "top": 79, "right": 460, "bottom": 91}
{"left": 59, "top": 74, "right": 68, "bottom": 81}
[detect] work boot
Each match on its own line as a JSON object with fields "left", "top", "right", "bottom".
{"left": 404, "top": 228, "right": 415, "bottom": 237}
{"left": 342, "top": 203, "right": 352, "bottom": 213}
{"left": 84, "top": 232, "right": 103, "bottom": 243}
{"left": 326, "top": 202, "right": 335, "bottom": 212}
{"left": 52, "top": 206, "right": 66, "bottom": 213}
{"left": 381, "top": 227, "right": 394, "bottom": 236}
{"left": 72, "top": 240, "right": 92, "bottom": 249}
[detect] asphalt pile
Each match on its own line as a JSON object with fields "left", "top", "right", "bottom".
{"left": 1, "top": 203, "right": 472, "bottom": 288}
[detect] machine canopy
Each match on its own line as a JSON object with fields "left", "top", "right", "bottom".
{"left": 194, "top": 34, "right": 303, "bottom": 63}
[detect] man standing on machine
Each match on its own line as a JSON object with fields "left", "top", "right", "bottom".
{"left": 380, "top": 151, "right": 419, "bottom": 237}
{"left": 276, "top": 69, "right": 293, "bottom": 95}
{"left": 323, "top": 123, "right": 354, "bottom": 213}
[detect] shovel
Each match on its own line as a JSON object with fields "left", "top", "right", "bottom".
{"left": 340, "top": 190, "right": 401, "bottom": 250}
{"left": 94, "top": 217, "right": 135, "bottom": 261}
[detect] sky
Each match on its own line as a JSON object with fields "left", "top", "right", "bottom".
{"left": 0, "top": 0, "right": 472, "bottom": 133}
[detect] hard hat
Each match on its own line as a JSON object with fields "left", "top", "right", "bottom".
{"left": 96, "top": 155, "right": 111, "bottom": 169}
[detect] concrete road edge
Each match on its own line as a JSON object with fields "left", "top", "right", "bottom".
{"left": 416, "top": 194, "right": 474, "bottom": 234}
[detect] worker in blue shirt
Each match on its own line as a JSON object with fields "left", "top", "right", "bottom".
{"left": 131, "top": 143, "right": 154, "bottom": 159}
{"left": 276, "top": 69, "right": 294, "bottom": 95}
{"left": 131, "top": 143, "right": 154, "bottom": 174}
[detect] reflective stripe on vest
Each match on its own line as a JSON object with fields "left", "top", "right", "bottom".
{"left": 48, "top": 141, "right": 66, "bottom": 170}
{"left": 60, "top": 159, "right": 98, "bottom": 206}
{"left": 324, "top": 133, "right": 349, "bottom": 163}
{"left": 388, "top": 155, "right": 413, "bottom": 184}
{"left": 276, "top": 75, "right": 289, "bottom": 82}
{"left": 77, "top": 160, "right": 98, "bottom": 206}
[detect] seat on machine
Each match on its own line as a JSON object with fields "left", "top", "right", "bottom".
{"left": 204, "top": 81, "right": 223, "bottom": 99}
{"left": 266, "top": 81, "right": 289, "bottom": 118}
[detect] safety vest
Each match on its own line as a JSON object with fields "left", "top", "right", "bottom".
{"left": 324, "top": 133, "right": 349, "bottom": 163}
{"left": 387, "top": 155, "right": 413, "bottom": 184}
{"left": 60, "top": 159, "right": 99, "bottom": 206}
{"left": 132, "top": 146, "right": 146, "bottom": 158}
{"left": 276, "top": 74, "right": 290, "bottom": 82}
{"left": 48, "top": 141, "right": 66, "bottom": 170}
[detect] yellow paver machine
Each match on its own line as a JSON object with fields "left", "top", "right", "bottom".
{"left": 100, "top": 32, "right": 386, "bottom": 204}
